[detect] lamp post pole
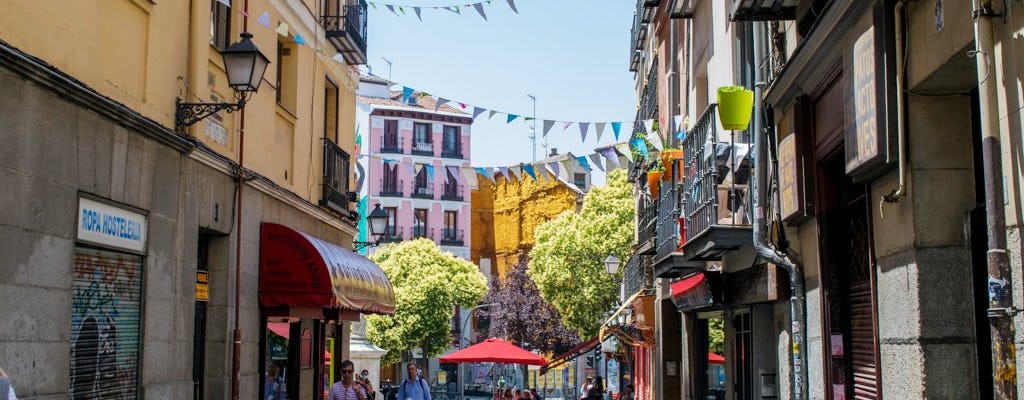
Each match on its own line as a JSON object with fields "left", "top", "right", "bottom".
{"left": 527, "top": 94, "right": 537, "bottom": 161}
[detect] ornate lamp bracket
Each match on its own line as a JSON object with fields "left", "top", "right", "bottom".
{"left": 175, "top": 97, "right": 246, "bottom": 130}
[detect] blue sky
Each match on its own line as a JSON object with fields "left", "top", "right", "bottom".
{"left": 362, "top": 1, "right": 637, "bottom": 184}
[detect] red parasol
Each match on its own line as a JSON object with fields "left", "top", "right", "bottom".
{"left": 708, "top": 352, "right": 725, "bottom": 364}
{"left": 440, "top": 338, "right": 547, "bottom": 366}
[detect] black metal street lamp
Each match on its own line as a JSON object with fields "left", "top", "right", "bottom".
{"left": 175, "top": 32, "right": 270, "bottom": 130}
{"left": 354, "top": 204, "right": 389, "bottom": 250}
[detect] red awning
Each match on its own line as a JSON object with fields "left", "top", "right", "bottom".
{"left": 670, "top": 273, "right": 706, "bottom": 297}
{"left": 670, "top": 273, "right": 714, "bottom": 311}
{"left": 440, "top": 338, "right": 548, "bottom": 366}
{"left": 268, "top": 322, "right": 291, "bottom": 338}
{"left": 540, "top": 337, "right": 600, "bottom": 374}
{"left": 708, "top": 352, "right": 725, "bottom": 364}
{"left": 259, "top": 223, "right": 395, "bottom": 315}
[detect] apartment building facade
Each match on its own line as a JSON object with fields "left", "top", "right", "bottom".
{"left": 0, "top": 1, "right": 395, "bottom": 399}
{"left": 614, "top": 0, "right": 1024, "bottom": 399}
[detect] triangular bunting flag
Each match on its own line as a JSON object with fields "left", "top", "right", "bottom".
{"left": 644, "top": 119, "right": 655, "bottom": 135}
{"left": 498, "top": 166, "right": 510, "bottom": 180}
{"left": 459, "top": 103, "right": 467, "bottom": 109}
{"left": 257, "top": 11, "right": 271, "bottom": 28}
{"left": 617, "top": 144, "right": 634, "bottom": 162}
{"left": 239, "top": 9, "right": 248, "bottom": 18}
{"left": 576, "top": 156, "right": 592, "bottom": 172}
{"left": 600, "top": 148, "right": 621, "bottom": 167}
{"left": 630, "top": 138, "right": 649, "bottom": 158}
{"left": 276, "top": 22, "right": 289, "bottom": 37}
{"left": 293, "top": 34, "right": 306, "bottom": 46}
{"left": 563, "top": 122, "right": 573, "bottom": 131}
{"left": 596, "top": 123, "right": 607, "bottom": 142}
{"left": 589, "top": 153, "right": 606, "bottom": 172}
{"left": 548, "top": 161, "right": 560, "bottom": 177}
{"left": 489, "top": 110, "right": 500, "bottom": 119}
{"left": 332, "top": 54, "right": 345, "bottom": 63}
{"left": 473, "top": 107, "right": 487, "bottom": 119}
{"left": 425, "top": 165, "right": 435, "bottom": 181}
{"left": 560, "top": 159, "right": 575, "bottom": 177}
{"left": 414, "top": 7, "right": 422, "bottom": 21}
{"left": 612, "top": 122, "right": 622, "bottom": 140}
{"left": 522, "top": 164, "right": 537, "bottom": 181}
{"left": 543, "top": 120, "right": 556, "bottom": 137}
{"left": 510, "top": 165, "right": 523, "bottom": 181}
{"left": 485, "top": 167, "right": 497, "bottom": 182}
{"left": 507, "top": 0, "right": 518, "bottom": 13}
{"left": 473, "top": 3, "right": 487, "bottom": 20}
{"left": 673, "top": 115, "right": 684, "bottom": 131}
{"left": 414, "top": 163, "right": 424, "bottom": 174}
{"left": 676, "top": 130, "right": 687, "bottom": 140}
{"left": 648, "top": 131, "right": 664, "bottom": 151}
{"left": 579, "top": 122, "right": 590, "bottom": 142}
{"left": 507, "top": 114, "right": 518, "bottom": 123}
{"left": 217, "top": 0, "right": 230, "bottom": 6}
{"left": 462, "top": 167, "right": 479, "bottom": 188}
{"left": 386, "top": 5, "right": 398, "bottom": 16}
{"left": 435, "top": 97, "right": 449, "bottom": 112}
{"left": 402, "top": 87, "right": 414, "bottom": 103}
{"left": 535, "top": 163, "right": 550, "bottom": 181}
{"left": 399, "top": 6, "right": 406, "bottom": 14}
{"left": 447, "top": 166, "right": 462, "bottom": 184}
{"left": 405, "top": 163, "right": 416, "bottom": 176}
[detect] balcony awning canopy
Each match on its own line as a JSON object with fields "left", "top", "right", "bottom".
{"left": 539, "top": 337, "right": 600, "bottom": 374}
{"left": 259, "top": 223, "right": 395, "bottom": 315}
{"left": 730, "top": 0, "right": 799, "bottom": 21}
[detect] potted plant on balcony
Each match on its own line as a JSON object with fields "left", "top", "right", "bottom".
{"left": 659, "top": 146, "right": 684, "bottom": 181}
{"left": 646, "top": 159, "right": 664, "bottom": 199}
{"left": 717, "top": 85, "right": 755, "bottom": 130}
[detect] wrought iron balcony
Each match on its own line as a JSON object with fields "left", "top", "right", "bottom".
{"left": 730, "top": 0, "right": 799, "bottom": 22}
{"left": 441, "top": 146, "right": 463, "bottom": 159}
{"left": 637, "top": 0, "right": 661, "bottom": 23}
{"left": 322, "top": 0, "right": 368, "bottom": 65}
{"left": 411, "top": 185, "right": 434, "bottom": 199}
{"left": 669, "top": 0, "right": 696, "bottom": 19}
{"left": 679, "top": 104, "right": 754, "bottom": 262}
{"left": 411, "top": 141, "right": 434, "bottom": 156}
{"left": 442, "top": 182, "right": 463, "bottom": 201}
{"left": 319, "top": 139, "right": 351, "bottom": 214}
{"left": 412, "top": 226, "right": 433, "bottom": 239}
{"left": 380, "top": 136, "right": 402, "bottom": 154}
{"left": 639, "top": 59, "right": 658, "bottom": 120}
{"left": 441, "top": 228, "right": 464, "bottom": 246}
{"left": 379, "top": 179, "right": 404, "bottom": 197}
{"left": 623, "top": 255, "right": 653, "bottom": 297}
{"left": 380, "top": 226, "right": 403, "bottom": 243}
{"left": 635, "top": 195, "right": 658, "bottom": 255}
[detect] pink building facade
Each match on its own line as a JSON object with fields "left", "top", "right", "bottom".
{"left": 357, "top": 76, "right": 473, "bottom": 261}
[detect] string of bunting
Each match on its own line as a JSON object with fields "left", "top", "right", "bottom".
{"left": 367, "top": 0, "right": 520, "bottom": 21}
{"left": 224, "top": 1, "right": 686, "bottom": 146}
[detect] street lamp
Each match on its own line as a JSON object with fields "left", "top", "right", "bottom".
{"left": 175, "top": 32, "right": 270, "bottom": 129}
{"left": 604, "top": 254, "right": 621, "bottom": 275}
{"left": 458, "top": 302, "right": 498, "bottom": 400}
{"left": 354, "top": 204, "right": 389, "bottom": 250}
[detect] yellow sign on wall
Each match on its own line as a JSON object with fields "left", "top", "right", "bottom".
{"left": 196, "top": 271, "right": 209, "bottom": 301}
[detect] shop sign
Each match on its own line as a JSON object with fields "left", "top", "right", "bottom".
{"left": 77, "top": 197, "right": 148, "bottom": 252}
{"left": 845, "top": 3, "right": 898, "bottom": 181}
{"left": 778, "top": 134, "right": 801, "bottom": 220}
{"left": 196, "top": 271, "right": 209, "bottom": 301}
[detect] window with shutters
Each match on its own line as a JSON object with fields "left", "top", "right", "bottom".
{"left": 210, "top": 0, "right": 231, "bottom": 50}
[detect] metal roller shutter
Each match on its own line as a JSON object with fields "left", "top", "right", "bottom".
{"left": 849, "top": 282, "right": 878, "bottom": 399}
{"left": 70, "top": 248, "right": 143, "bottom": 399}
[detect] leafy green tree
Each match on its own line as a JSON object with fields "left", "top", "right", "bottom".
{"left": 528, "top": 169, "right": 635, "bottom": 338}
{"left": 365, "top": 238, "right": 489, "bottom": 365}
{"left": 708, "top": 318, "right": 725, "bottom": 354}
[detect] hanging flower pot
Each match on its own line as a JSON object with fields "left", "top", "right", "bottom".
{"left": 647, "top": 171, "right": 663, "bottom": 198}
{"left": 717, "top": 86, "right": 754, "bottom": 130}
{"left": 660, "top": 149, "right": 684, "bottom": 181}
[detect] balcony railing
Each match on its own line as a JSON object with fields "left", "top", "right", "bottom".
{"left": 639, "top": 59, "right": 658, "bottom": 120}
{"left": 379, "top": 179, "right": 404, "bottom": 197}
{"left": 322, "top": 0, "right": 367, "bottom": 65}
{"left": 441, "top": 146, "right": 463, "bottom": 159}
{"left": 411, "top": 142, "right": 434, "bottom": 156}
{"left": 654, "top": 178, "right": 682, "bottom": 261}
{"left": 411, "top": 185, "right": 434, "bottom": 199}
{"left": 442, "top": 183, "right": 463, "bottom": 201}
{"left": 636, "top": 195, "right": 658, "bottom": 254}
{"left": 381, "top": 136, "right": 402, "bottom": 154}
{"left": 679, "top": 104, "right": 753, "bottom": 261}
{"left": 730, "top": 0, "right": 799, "bottom": 22}
{"left": 319, "top": 139, "right": 350, "bottom": 214}
{"left": 441, "top": 228, "right": 464, "bottom": 246}
{"left": 412, "top": 226, "right": 433, "bottom": 239}
{"left": 624, "top": 255, "right": 653, "bottom": 297}
{"left": 380, "top": 226, "right": 403, "bottom": 243}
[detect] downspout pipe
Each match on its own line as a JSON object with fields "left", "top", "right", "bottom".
{"left": 882, "top": 1, "right": 908, "bottom": 206}
{"left": 751, "top": 22, "right": 807, "bottom": 400}
{"left": 972, "top": 1, "right": 1018, "bottom": 398}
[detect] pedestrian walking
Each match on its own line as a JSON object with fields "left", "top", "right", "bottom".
{"left": 0, "top": 368, "right": 17, "bottom": 400}
{"left": 360, "top": 369, "right": 377, "bottom": 400}
{"left": 585, "top": 376, "right": 603, "bottom": 400}
{"left": 618, "top": 383, "right": 634, "bottom": 400}
{"left": 579, "top": 376, "right": 593, "bottom": 400}
{"left": 329, "top": 360, "right": 369, "bottom": 400}
{"left": 397, "top": 362, "right": 431, "bottom": 400}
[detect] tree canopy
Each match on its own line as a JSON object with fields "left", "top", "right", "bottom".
{"left": 528, "top": 169, "right": 635, "bottom": 338}
{"left": 481, "top": 254, "right": 581, "bottom": 355}
{"left": 365, "top": 238, "right": 489, "bottom": 365}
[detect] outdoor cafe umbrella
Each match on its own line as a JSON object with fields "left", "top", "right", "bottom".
{"left": 440, "top": 338, "right": 547, "bottom": 366}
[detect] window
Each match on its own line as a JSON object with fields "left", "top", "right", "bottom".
{"left": 384, "top": 207, "right": 397, "bottom": 237}
{"left": 574, "top": 173, "right": 587, "bottom": 188}
{"left": 413, "top": 123, "right": 432, "bottom": 155}
{"left": 413, "top": 167, "right": 431, "bottom": 198}
{"left": 383, "top": 120, "right": 399, "bottom": 152}
{"left": 381, "top": 164, "right": 400, "bottom": 196}
{"left": 444, "top": 211, "right": 457, "bottom": 231}
{"left": 413, "top": 208, "right": 428, "bottom": 237}
{"left": 320, "top": 139, "right": 350, "bottom": 213}
{"left": 324, "top": 78, "right": 339, "bottom": 142}
{"left": 210, "top": 0, "right": 231, "bottom": 50}
{"left": 442, "top": 126, "right": 461, "bottom": 157}
{"left": 443, "top": 169, "right": 461, "bottom": 200}
{"left": 443, "top": 211, "right": 462, "bottom": 245}
{"left": 276, "top": 41, "right": 298, "bottom": 110}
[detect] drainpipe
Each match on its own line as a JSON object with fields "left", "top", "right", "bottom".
{"left": 751, "top": 22, "right": 807, "bottom": 400}
{"left": 882, "top": 1, "right": 908, "bottom": 206}
{"left": 973, "top": 1, "right": 1018, "bottom": 398}
{"left": 186, "top": 0, "right": 208, "bottom": 138}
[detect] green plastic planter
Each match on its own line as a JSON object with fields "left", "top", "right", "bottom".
{"left": 717, "top": 86, "right": 754, "bottom": 130}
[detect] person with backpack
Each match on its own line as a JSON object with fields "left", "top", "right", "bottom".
{"left": 397, "top": 362, "right": 431, "bottom": 400}
{"left": 329, "top": 360, "right": 369, "bottom": 400}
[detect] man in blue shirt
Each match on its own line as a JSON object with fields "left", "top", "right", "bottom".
{"left": 397, "top": 362, "right": 431, "bottom": 400}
